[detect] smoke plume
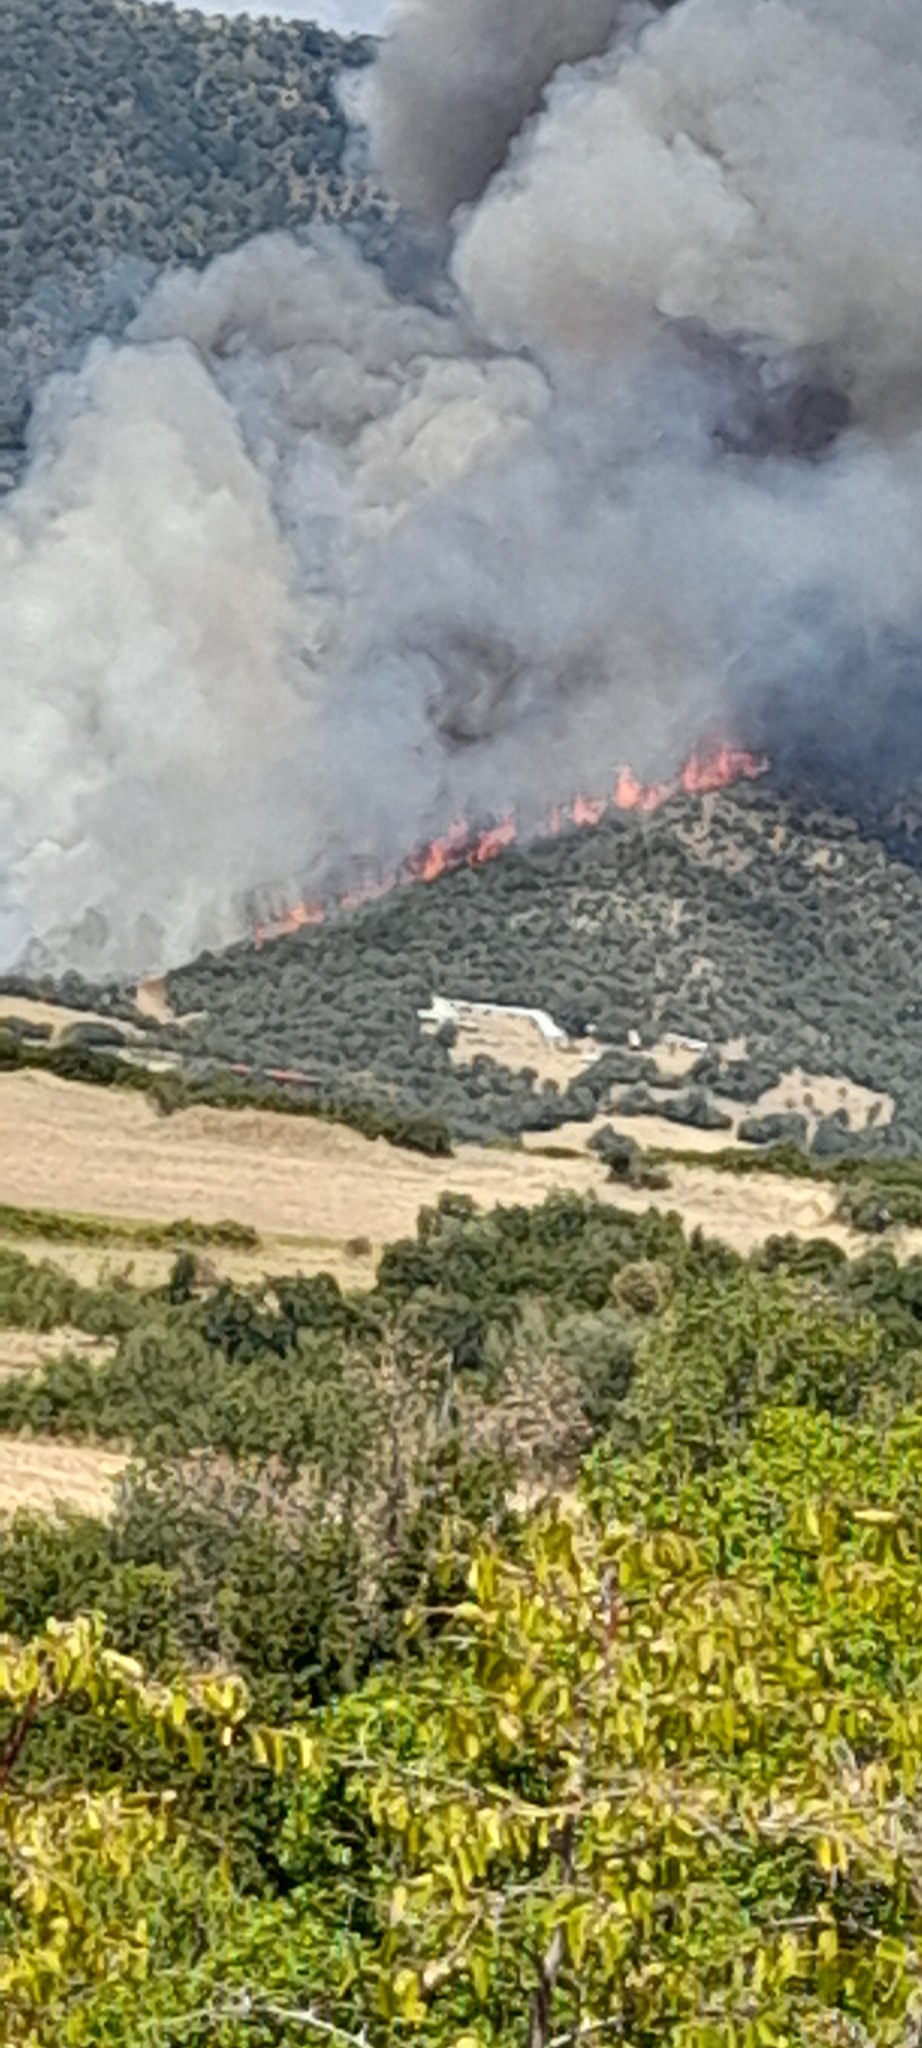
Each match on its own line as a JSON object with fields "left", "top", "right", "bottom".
{"left": 368, "top": 0, "right": 631, "bottom": 222}
{"left": 2, "top": 0, "right": 922, "bottom": 974}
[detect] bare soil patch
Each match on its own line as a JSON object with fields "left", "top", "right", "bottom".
{"left": 0, "top": 1437, "right": 127, "bottom": 1518}
{"left": 438, "top": 998, "right": 890, "bottom": 1148}
{"left": 525, "top": 1113, "right": 741, "bottom": 1157}
{"left": 135, "top": 976, "right": 173, "bottom": 1024}
{"left": 447, "top": 1007, "right": 604, "bottom": 1089}
{"left": 0, "top": 1328, "right": 116, "bottom": 1380}
{"left": 754, "top": 1067, "right": 892, "bottom": 1138}
{"left": 647, "top": 1036, "right": 705, "bottom": 1082}
{"left": 600, "top": 1161, "right": 855, "bottom": 1257}
{"left": 135, "top": 977, "right": 203, "bottom": 1028}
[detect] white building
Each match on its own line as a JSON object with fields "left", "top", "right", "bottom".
{"left": 418, "top": 996, "right": 568, "bottom": 1047}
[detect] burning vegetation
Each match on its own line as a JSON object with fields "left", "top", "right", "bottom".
{"left": 256, "top": 745, "right": 767, "bottom": 945}
{"left": 3, "top": 0, "right": 922, "bottom": 977}
{"left": 155, "top": 782, "right": 922, "bottom": 1158}
{"left": 11, "top": 7, "right": 922, "bottom": 2040}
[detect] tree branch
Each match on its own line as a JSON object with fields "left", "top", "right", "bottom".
{"left": 547, "top": 2025, "right": 622, "bottom": 2048}
{"left": 527, "top": 1813, "right": 575, "bottom": 2048}
{"left": 249, "top": 2004, "right": 370, "bottom": 2047}
{"left": 151, "top": 1992, "right": 370, "bottom": 2045}
{"left": 0, "top": 1685, "right": 39, "bottom": 1789}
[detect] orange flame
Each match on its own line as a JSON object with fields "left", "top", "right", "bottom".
{"left": 255, "top": 742, "right": 767, "bottom": 945}
{"left": 255, "top": 897, "right": 324, "bottom": 947}
{"left": 470, "top": 815, "right": 517, "bottom": 864}
{"left": 679, "top": 743, "right": 766, "bottom": 797}
{"left": 571, "top": 792, "right": 608, "bottom": 827}
{"left": 613, "top": 765, "right": 672, "bottom": 812}
{"left": 408, "top": 818, "right": 471, "bottom": 882}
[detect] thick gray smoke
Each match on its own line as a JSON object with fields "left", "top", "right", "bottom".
{"left": 2, "top": 0, "right": 922, "bottom": 975}
{"left": 369, "top": 0, "right": 631, "bottom": 222}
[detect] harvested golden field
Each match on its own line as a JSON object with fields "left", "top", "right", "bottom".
{"left": 0, "top": 1070, "right": 608, "bottom": 1243}
{"left": 0, "top": 1068, "right": 917, "bottom": 1520}
{"left": 0, "top": 1066, "right": 898, "bottom": 1266}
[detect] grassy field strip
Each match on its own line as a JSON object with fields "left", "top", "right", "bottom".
{"left": 0, "top": 1224, "right": 379, "bottom": 1292}
{"left": 0, "top": 1199, "right": 257, "bottom": 1250}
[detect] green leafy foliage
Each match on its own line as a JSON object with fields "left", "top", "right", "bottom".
{"left": 7, "top": 1189, "right": 922, "bottom": 2040}
{"left": 307, "top": 1418, "right": 922, "bottom": 2043}
{"left": 610, "top": 1265, "right": 885, "bottom": 1466}
{"left": 7, "top": 1191, "right": 922, "bottom": 1462}
{"left": 0, "top": 1246, "right": 143, "bottom": 1337}
{"left": 10, "top": 1406, "right": 922, "bottom": 2044}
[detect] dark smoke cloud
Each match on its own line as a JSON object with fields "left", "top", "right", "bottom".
{"left": 2, "top": 0, "right": 922, "bottom": 975}
{"left": 369, "top": 0, "right": 633, "bottom": 222}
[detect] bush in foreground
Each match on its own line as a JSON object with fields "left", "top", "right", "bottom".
{"left": 8, "top": 1407, "right": 922, "bottom": 2043}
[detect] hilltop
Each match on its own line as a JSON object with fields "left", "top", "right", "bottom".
{"left": 2, "top": 0, "right": 377, "bottom": 316}
{"left": 143, "top": 784, "right": 922, "bottom": 1151}
{"left": 0, "top": 0, "right": 387, "bottom": 483}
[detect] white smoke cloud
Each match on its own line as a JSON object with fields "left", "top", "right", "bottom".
{"left": 2, "top": 0, "right": 922, "bottom": 975}
{"left": 0, "top": 335, "right": 305, "bottom": 973}
{"left": 456, "top": 0, "right": 922, "bottom": 406}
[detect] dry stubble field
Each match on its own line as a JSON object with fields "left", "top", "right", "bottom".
{"left": 0, "top": 1061, "right": 904, "bottom": 1518}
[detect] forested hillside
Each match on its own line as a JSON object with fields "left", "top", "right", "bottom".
{"left": 2, "top": 0, "right": 374, "bottom": 318}
{"left": 0, "top": 0, "right": 386, "bottom": 489}
{"left": 161, "top": 786, "right": 922, "bottom": 1148}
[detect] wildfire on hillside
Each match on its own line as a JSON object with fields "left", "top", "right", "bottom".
{"left": 254, "top": 743, "right": 767, "bottom": 948}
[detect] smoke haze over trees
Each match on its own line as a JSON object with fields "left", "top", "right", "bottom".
{"left": 2, "top": 0, "right": 922, "bottom": 976}
{"left": 0, "top": 0, "right": 375, "bottom": 326}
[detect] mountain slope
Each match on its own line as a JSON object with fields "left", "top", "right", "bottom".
{"left": 163, "top": 787, "right": 922, "bottom": 1147}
